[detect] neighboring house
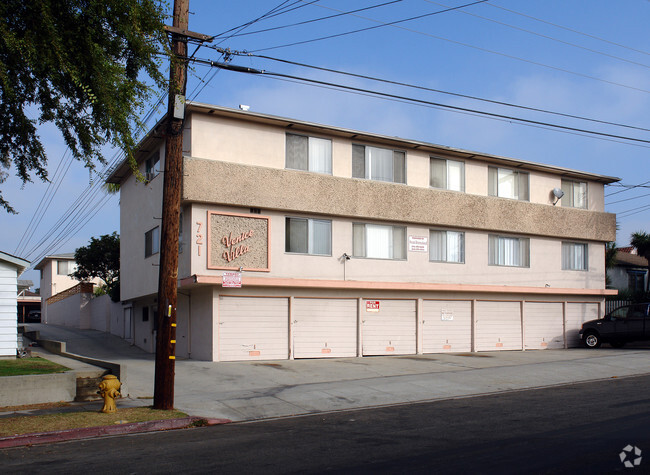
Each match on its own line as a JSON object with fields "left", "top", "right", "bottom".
{"left": 609, "top": 248, "right": 648, "bottom": 293}
{"left": 34, "top": 253, "right": 79, "bottom": 324}
{"left": 107, "top": 103, "right": 619, "bottom": 362}
{"left": 0, "top": 251, "right": 30, "bottom": 357}
{"left": 17, "top": 280, "right": 41, "bottom": 323}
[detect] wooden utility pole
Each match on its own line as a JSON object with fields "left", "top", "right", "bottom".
{"left": 153, "top": 0, "right": 189, "bottom": 410}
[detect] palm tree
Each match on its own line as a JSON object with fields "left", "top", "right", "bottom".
{"left": 630, "top": 231, "right": 650, "bottom": 292}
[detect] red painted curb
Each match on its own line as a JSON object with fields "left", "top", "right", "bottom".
{"left": 0, "top": 416, "right": 231, "bottom": 449}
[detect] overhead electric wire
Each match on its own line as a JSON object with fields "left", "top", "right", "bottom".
{"left": 426, "top": 0, "right": 650, "bottom": 70}
{"left": 607, "top": 192, "right": 650, "bottom": 205}
{"left": 250, "top": 1, "right": 650, "bottom": 95}
{"left": 484, "top": 2, "right": 650, "bottom": 57}
{"left": 227, "top": 51, "right": 650, "bottom": 135}
{"left": 249, "top": 0, "right": 489, "bottom": 52}
{"left": 209, "top": 1, "right": 404, "bottom": 41}
{"left": 205, "top": 59, "right": 650, "bottom": 147}
{"left": 616, "top": 203, "right": 650, "bottom": 219}
{"left": 606, "top": 180, "right": 650, "bottom": 197}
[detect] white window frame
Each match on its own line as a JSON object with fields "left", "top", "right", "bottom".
{"left": 562, "top": 242, "right": 588, "bottom": 271}
{"left": 352, "top": 223, "right": 406, "bottom": 260}
{"left": 352, "top": 144, "right": 406, "bottom": 184}
{"left": 430, "top": 157, "right": 465, "bottom": 192}
{"left": 488, "top": 166, "right": 529, "bottom": 201}
{"left": 285, "top": 134, "right": 332, "bottom": 175}
{"left": 488, "top": 234, "right": 530, "bottom": 267}
{"left": 429, "top": 230, "right": 465, "bottom": 263}
{"left": 57, "top": 260, "right": 75, "bottom": 275}
{"left": 145, "top": 226, "right": 160, "bottom": 258}
{"left": 561, "top": 179, "right": 587, "bottom": 209}
{"left": 285, "top": 217, "right": 332, "bottom": 256}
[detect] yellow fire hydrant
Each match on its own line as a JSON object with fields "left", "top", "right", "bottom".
{"left": 98, "top": 375, "right": 121, "bottom": 413}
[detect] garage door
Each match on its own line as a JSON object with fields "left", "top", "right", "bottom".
{"left": 293, "top": 298, "right": 357, "bottom": 358}
{"left": 524, "top": 302, "right": 564, "bottom": 350}
{"left": 362, "top": 299, "right": 416, "bottom": 356}
{"left": 475, "top": 301, "right": 522, "bottom": 351}
{"left": 218, "top": 296, "right": 289, "bottom": 361}
{"left": 423, "top": 300, "right": 472, "bottom": 353}
{"left": 566, "top": 302, "right": 599, "bottom": 347}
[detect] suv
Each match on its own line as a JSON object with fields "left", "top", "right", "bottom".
{"left": 580, "top": 303, "right": 650, "bottom": 348}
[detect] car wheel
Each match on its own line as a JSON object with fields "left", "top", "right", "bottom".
{"left": 610, "top": 340, "right": 626, "bottom": 348}
{"left": 583, "top": 331, "right": 601, "bottom": 348}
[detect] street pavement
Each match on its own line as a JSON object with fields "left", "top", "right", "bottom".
{"left": 22, "top": 323, "right": 650, "bottom": 423}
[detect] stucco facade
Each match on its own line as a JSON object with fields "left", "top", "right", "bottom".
{"left": 108, "top": 103, "right": 618, "bottom": 361}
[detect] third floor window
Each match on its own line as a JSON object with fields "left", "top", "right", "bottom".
{"left": 286, "top": 134, "right": 332, "bottom": 174}
{"left": 352, "top": 144, "right": 406, "bottom": 184}
{"left": 488, "top": 166, "right": 529, "bottom": 201}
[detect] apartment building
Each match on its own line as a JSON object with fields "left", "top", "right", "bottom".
{"left": 107, "top": 103, "right": 618, "bottom": 361}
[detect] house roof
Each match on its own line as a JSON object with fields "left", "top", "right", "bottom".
{"left": 616, "top": 250, "right": 648, "bottom": 268}
{"left": 0, "top": 251, "right": 30, "bottom": 274}
{"left": 33, "top": 253, "right": 75, "bottom": 270}
{"left": 107, "top": 103, "right": 621, "bottom": 186}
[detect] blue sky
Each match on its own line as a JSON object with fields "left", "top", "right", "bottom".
{"left": 3, "top": 0, "right": 650, "bottom": 285}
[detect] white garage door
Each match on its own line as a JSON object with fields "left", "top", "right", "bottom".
{"left": 218, "top": 296, "right": 289, "bottom": 362}
{"left": 293, "top": 298, "right": 357, "bottom": 358}
{"left": 475, "top": 301, "right": 522, "bottom": 351}
{"left": 362, "top": 299, "right": 416, "bottom": 356}
{"left": 566, "top": 302, "right": 599, "bottom": 347}
{"left": 423, "top": 300, "right": 472, "bottom": 353}
{"left": 524, "top": 302, "right": 564, "bottom": 350}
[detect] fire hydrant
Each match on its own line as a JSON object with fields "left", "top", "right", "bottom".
{"left": 98, "top": 375, "right": 121, "bottom": 413}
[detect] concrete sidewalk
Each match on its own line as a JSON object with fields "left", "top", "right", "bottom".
{"left": 24, "top": 324, "right": 650, "bottom": 422}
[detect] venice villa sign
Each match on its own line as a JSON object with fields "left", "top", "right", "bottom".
{"left": 207, "top": 211, "right": 270, "bottom": 271}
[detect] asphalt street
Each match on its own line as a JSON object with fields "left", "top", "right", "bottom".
{"left": 3, "top": 373, "right": 650, "bottom": 474}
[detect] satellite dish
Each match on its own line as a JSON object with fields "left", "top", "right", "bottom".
{"left": 552, "top": 187, "right": 565, "bottom": 205}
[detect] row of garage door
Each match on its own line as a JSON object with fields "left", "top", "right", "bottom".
{"left": 217, "top": 296, "right": 600, "bottom": 362}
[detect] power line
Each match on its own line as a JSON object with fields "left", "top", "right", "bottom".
{"left": 249, "top": 1, "right": 650, "bottom": 95}
{"left": 425, "top": 0, "right": 650, "bottom": 70}
{"left": 606, "top": 180, "right": 650, "bottom": 197}
{"left": 209, "top": 1, "right": 404, "bottom": 41}
{"left": 607, "top": 192, "right": 650, "bottom": 205}
{"left": 205, "top": 60, "right": 650, "bottom": 146}
{"left": 248, "top": 0, "right": 489, "bottom": 52}
{"left": 226, "top": 50, "right": 650, "bottom": 135}
{"left": 484, "top": 2, "right": 650, "bottom": 58}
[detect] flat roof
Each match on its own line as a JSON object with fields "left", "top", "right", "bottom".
{"left": 107, "top": 102, "right": 620, "bottom": 185}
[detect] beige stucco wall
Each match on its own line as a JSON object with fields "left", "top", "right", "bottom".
{"left": 119, "top": 146, "right": 165, "bottom": 302}
{"left": 187, "top": 113, "right": 608, "bottom": 211}
{"left": 185, "top": 204, "right": 606, "bottom": 290}
{"left": 182, "top": 158, "right": 616, "bottom": 243}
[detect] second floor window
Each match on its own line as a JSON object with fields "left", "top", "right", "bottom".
{"left": 430, "top": 230, "right": 465, "bottom": 263}
{"left": 285, "top": 217, "right": 332, "bottom": 255}
{"left": 286, "top": 134, "right": 332, "bottom": 174}
{"left": 562, "top": 242, "right": 588, "bottom": 270}
{"left": 352, "top": 144, "right": 406, "bottom": 184}
{"left": 145, "top": 226, "right": 160, "bottom": 258}
{"left": 353, "top": 223, "right": 406, "bottom": 259}
{"left": 561, "top": 179, "right": 587, "bottom": 209}
{"left": 430, "top": 158, "right": 465, "bottom": 191}
{"left": 57, "top": 260, "right": 75, "bottom": 275}
{"left": 145, "top": 150, "right": 160, "bottom": 181}
{"left": 488, "top": 234, "right": 530, "bottom": 267}
{"left": 488, "top": 166, "right": 529, "bottom": 201}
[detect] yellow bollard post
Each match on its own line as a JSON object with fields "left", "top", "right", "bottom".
{"left": 98, "top": 375, "right": 122, "bottom": 413}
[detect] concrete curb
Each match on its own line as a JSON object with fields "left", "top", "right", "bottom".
{"left": 0, "top": 416, "right": 231, "bottom": 449}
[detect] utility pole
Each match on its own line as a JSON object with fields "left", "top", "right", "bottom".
{"left": 153, "top": 0, "right": 189, "bottom": 411}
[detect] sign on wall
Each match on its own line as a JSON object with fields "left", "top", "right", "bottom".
{"left": 207, "top": 211, "right": 270, "bottom": 271}
{"left": 222, "top": 271, "right": 242, "bottom": 288}
{"left": 408, "top": 235, "right": 428, "bottom": 253}
{"left": 366, "top": 300, "right": 380, "bottom": 312}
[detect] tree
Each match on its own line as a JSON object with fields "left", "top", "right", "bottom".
{"left": 630, "top": 231, "right": 650, "bottom": 292}
{"left": 0, "top": 0, "right": 168, "bottom": 213}
{"left": 605, "top": 241, "right": 617, "bottom": 288}
{"left": 72, "top": 232, "right": 120, "bottom": 302}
